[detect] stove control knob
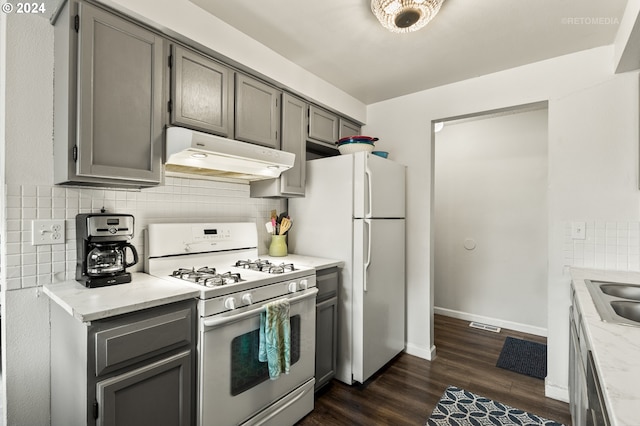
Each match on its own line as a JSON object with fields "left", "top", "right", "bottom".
{"left": 241, "top": 293, "right": 253, "bottom": 305}
{"left": 299, "top": 279, "right": 308, "bottom": 290}
{"left": 224, "top": 297, "right": 236, "bottom": 310}
{"left": 288, "top": 282, "right": 298, "bottom": 293}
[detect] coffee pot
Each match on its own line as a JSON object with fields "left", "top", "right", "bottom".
{"left": 86, "top": 242, "right": 139, "bottom": 277}
{"left": 76, "top": 213, "right": 138, "bottom": 288}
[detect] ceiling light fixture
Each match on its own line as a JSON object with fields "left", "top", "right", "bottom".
{"left": 371, "top": 0, "right": 443, "bottom": 33}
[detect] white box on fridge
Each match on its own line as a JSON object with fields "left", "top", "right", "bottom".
{"left": 289, "top": 151, "right": 406, "bottom": 384}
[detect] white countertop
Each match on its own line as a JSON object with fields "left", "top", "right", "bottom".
{"left": 43, "top": 272, "right": 200, "bottom": 323}
{"left": 261, "top": 253, "right": 344, "bottom": 270}
{"left": 570, "top": 268, "right": 640, "bottom": 426}
{"left": 44, "top": 256, "right": 342, "bottom": 323}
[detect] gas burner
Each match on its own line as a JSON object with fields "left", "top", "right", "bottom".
{"left": 172, "top": 267, "right": 199, "bottom": 280}
{"left": 235, "top": 259, "right": 272, "bottom": 271}
{"left": 202, "top": 272, "right": 242, "bottom": 287}
{"left": 267, "top": 263, "right": 295, "bottom": 274}
{"left": 171, "top": 267, "right": 243, "bottom": 287}
{"left": 234, "top": 259, "right": 296, "bottom": 274}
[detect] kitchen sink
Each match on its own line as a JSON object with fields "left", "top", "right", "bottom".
{"left": 599, "top": 283, "right": 640, "bottom": 300}
{"left": 610, "top": 300, "right": 640, "bottom": 322}
{"left": 585, "top": 280, "right": 640, "bottom": 326}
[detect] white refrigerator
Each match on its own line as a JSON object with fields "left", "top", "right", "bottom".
{"left": 289, "top": 151, "right": 406, "bottom": 384}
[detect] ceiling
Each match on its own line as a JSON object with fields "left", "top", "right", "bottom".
{"left": 190, "top": 0, "right": 629, "bottom": 105}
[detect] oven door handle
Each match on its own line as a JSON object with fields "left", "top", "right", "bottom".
{"left": 202, "top": 287, "right": 318, "bottom": 329}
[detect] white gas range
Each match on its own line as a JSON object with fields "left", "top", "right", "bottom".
{"left": 145, "top": 222, "right": 317, "bottom": 426}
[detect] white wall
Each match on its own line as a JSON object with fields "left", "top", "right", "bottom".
{"left": 434, "top": 109, "right": 548, "bottom": 334}
{"left": 365, "top": 46, "right": 640, "bottom": 400}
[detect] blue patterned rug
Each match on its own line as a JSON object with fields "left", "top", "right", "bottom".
{"left": 496, "top": 337, "right": 547, "bottom": 380}
{"left": 426, "top": 386, "right": 564, "bottom": 426}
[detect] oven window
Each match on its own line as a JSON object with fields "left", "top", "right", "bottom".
{"left": 230, "top": 315, "right": 301, "bottom": 396}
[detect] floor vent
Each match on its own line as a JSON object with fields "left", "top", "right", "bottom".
{"left": 469, "top": 322, "right": 501, "bottom": 333}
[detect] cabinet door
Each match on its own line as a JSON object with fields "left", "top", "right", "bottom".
{"left": 315, "top": 268, "right": 338, "bottom": 390}
{"left": 96, "top": 351, "right": 192, "bottom": 426}
{"left": 308, "top": 105, "right": 339, "bottom": 145}
{"left": 280, "top": 93, "right": 307, "bottom": 195}
{"left": 235, "top": 73, "right": 281, "bottom": 148}
{"left": 170, "top": 45, "right": 232, "bottom": 137}
{"left": 315, "top": 296, "right": 338, "bottom": 391}
{"left": 77, "top": 3, "right": 163, "bottom": 184}
{"left": 339, "top": 118, "right": 361, "bottom": 139}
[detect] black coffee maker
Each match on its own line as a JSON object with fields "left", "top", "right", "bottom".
{"left": 76, "top": 213, "right": 139, "bottom": 288}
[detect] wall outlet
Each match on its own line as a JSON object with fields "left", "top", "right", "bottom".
{"left": 32, "top": 219, "right": 66, "bottom": 246}
{"left": 571, "top": 222, "right": 586, "bottom": 240}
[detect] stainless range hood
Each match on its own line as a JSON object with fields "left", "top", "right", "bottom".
{"left": 165, "top": 127, "right": 295, "bottom": 182}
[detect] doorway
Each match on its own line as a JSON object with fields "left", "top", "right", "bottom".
{"left": 433, "top": 104, "right": 549, "bottom": 335}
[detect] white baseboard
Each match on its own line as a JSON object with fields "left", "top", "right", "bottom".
{"left": 434, "top": 307, "right": 548, "bottom": 337}
{"left": 405, "top": 343, "right": 436, "bottom": 361}
{"left": 545, "top": 381, "right": 569, "bottom": 403}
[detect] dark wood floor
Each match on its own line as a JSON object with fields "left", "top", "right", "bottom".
{"left": 297, "top": 314, "right": 571, "bottom": 425}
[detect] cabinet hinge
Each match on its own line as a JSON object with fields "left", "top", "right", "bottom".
{"left": 74, "top": 14, "right": 79, "bottom": 32}
{"left": 168, "top": 99, "right": 172, "bottom": 113}
{"left": 168, "top": 53, "right": 173, "bottom": 69}
{"left": 72, "top": 145, "right": 78, "bottom": 162}
{"left": 92, "top": 400, "right": 99, "bottom": 420}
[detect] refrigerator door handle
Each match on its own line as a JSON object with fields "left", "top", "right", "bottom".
{"left": 365, "top": 164, "right": 373, "bottom": 219}
{"left": 364, "top": 219, "right": 372, "bottom": 292}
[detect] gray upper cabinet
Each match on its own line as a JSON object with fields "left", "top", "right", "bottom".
{"left": 235, "top": 73, "right": 281, "bottom": 149}
{"left": 170, "top": 45, "right": 233, "bottom": 137}
{"left": 308, "top": 105, "right": 339, "bottom": 145}
{"left": 339, "top": 118, "right": 361, "bottom": 139}
{"left": 250, "top": 93, "right": 307, "bottom": 198}
{"left": 277, "top": 93, "right": 307, "bottom": 194}
{"left": 54, "top": 1, "right": 164, "bottom": 188}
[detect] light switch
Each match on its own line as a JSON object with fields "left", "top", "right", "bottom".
{"left": 571, "top": 222, "right": 586, "bottom": 240}
{"left": 32, "top": 219, "right": 66, "bottom": 245}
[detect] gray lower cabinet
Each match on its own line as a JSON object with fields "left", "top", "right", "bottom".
{"left": 170, "top": 45, "right": 233, "bottom": 137}
{"left": 569, "top": 284, "right": 610, "bottom": 426}
{"left": 95, "top": 351, "right": 191, "bottom": 426}
{"left": 315, "top": 267, "right": 339, "bottom": 391}
{"left": 50, "top": 300, "right": 196, "bottom": 426}
{"left": 53, "top": 1, "right": 164, "bottom": 188}
{"left": 569, "top": 303, "right": 588, "bottom": 426}
{"left": 235, "top": 73, "right": 282, "bottom": 148}
{"left": 250, "top": 93, "right": 307, "bottom": 197}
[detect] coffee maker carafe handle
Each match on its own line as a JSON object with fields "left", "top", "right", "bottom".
{"left": 124, "top": 243, "right": 139, "bottom": 268}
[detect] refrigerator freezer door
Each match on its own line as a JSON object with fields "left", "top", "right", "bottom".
{"left": 352, "top": 218, "right": 405, "bottom": 384}
{"left": 353, "top": 152, "right": 406, "bottom": 219}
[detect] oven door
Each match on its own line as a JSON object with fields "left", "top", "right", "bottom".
{"left": 198, "top": 287, "right": 317, "bottom": 426}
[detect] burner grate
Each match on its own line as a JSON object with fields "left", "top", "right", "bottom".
{"left": 170, "top": 267, "right": 243, "bottom": 287}
{"left": 234, "top": 259, "right": 296, "bottom": 274}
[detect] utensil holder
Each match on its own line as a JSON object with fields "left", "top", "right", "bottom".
{"left": 268, "top": 235, "right": 287, "bottom": 257}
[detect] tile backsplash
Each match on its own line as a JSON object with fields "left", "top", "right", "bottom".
{"left": 3, "top": 177, "right": 285, "bottom": 290}
{"left": 563, "top": 221, "right": 640, "bottom": 271}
